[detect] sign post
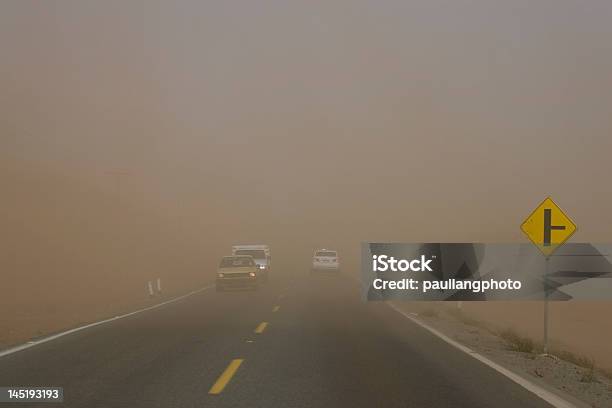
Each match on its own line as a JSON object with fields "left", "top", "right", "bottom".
{"left": 543, "top": 256, "right": 550, "bottom": 354}
{"left": 520, "top": 197, "right": 576, "bottom": 355}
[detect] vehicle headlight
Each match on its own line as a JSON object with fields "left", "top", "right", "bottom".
{"left": 217, "top": 273, "right": 224, "bottom": 278}
{"left": 258, "top": 264, "right": 266, "bottom": 269}
{"left": 249, "top": 272, "right": 256, "bottom": 277}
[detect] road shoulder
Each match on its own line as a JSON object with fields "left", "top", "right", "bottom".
{"left": 389, "top": 302, "right": 610, "bottom": 408}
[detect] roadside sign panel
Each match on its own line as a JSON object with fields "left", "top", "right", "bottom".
{"left": 520, "top": 197, "right": 576, "bottom": 257}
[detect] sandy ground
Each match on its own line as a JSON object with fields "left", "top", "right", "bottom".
{"left": 384, "top": 300, "right": 612, "bottom": 373}
{"left": 0, "top": 271, "right": 209, "bottom": 349}
{"left": 0, "top": 160, "right": 222, "bottom": 349}
{"left": 461, "top": 301, "right": 612, "bottom": 371}
{"left": 394, "top": 302, "right": 612, "bottom": 408}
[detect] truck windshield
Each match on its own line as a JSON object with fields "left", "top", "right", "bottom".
{"left": 316, "top": 251, "right": 337, "bottom": 257}
{"left": 235, "top": 250, "right": 267, "bottom": 260}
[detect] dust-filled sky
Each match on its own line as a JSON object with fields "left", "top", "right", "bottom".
{"left": 2, "top": 0, "right": 612, "bottom": 251}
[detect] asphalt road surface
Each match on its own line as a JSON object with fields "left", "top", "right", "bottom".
{"left": 0, "top": 268, "right": 556, "bottom": 408}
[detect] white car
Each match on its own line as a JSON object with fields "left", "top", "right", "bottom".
{"left": 311, "top": 249, "right": 340, "bottom": 272}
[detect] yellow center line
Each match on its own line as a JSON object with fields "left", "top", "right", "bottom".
{"left": 272, "top": 305, "right": 280, "bottom": 312}
{"left": 254, "top": 322, "right": 268, "bottom": 334}
{"left": 208, "top": 359, "right": 243, "bottom": 395}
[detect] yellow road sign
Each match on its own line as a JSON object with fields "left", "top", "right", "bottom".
{"left": 520, "top": 197, "right": 576, "bottom": 257}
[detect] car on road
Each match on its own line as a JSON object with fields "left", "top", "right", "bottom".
{"left": 216, "top": 255, "right": 259, "bottom": 291}
{"left": 311, "top": 249, "right": 340, "bottom": 272}
{"left": 232, "top": 244, "right": 271, "bottom": 281}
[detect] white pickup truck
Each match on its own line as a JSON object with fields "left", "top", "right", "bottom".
{"left": 232, "top": 244, "right": 271, "bottom": 282}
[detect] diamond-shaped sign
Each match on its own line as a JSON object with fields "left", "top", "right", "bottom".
{"left": 521, "top": 197, "right": 577, "bottom": 257}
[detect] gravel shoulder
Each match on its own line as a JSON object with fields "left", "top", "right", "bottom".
{"left": 391, "top": 302, "right": 612, "bottom": 408}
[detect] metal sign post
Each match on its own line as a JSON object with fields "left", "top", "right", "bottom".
{"left": 543, "top": 256, "right": 550, "bottom": 354}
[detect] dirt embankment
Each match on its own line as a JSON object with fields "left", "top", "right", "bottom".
{"left": 404, "top": 301, "right": 612, "bottom": 372}
{"left": 396, "top": 301, "right": 612, "bottom": 408}
{"left": 0, "top": 159, "right": 224, "bottom": 348}
{"left": 461, "top": 301, "right": 612, "bottom": 371}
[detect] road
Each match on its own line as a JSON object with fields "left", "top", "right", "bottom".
{"left": 0, "top": 268, "right": 555, "bottom": 408}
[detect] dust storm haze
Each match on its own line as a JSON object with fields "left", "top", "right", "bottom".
{"left": 1, "top": 0, "right": 612, "bottom": 365}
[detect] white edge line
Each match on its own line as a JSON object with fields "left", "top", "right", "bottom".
{"left": 0, "top": 284, "right": 215, "bottom": 359}
{"left": 386, "top": 302, "right": 577, "bottom": 408}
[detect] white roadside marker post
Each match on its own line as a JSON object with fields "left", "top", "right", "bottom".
{"left": 148, "top": 281, "right": 155, "bottom": 298}
{"left": 156, "top": 278, "right": 162, "bottom": 295}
